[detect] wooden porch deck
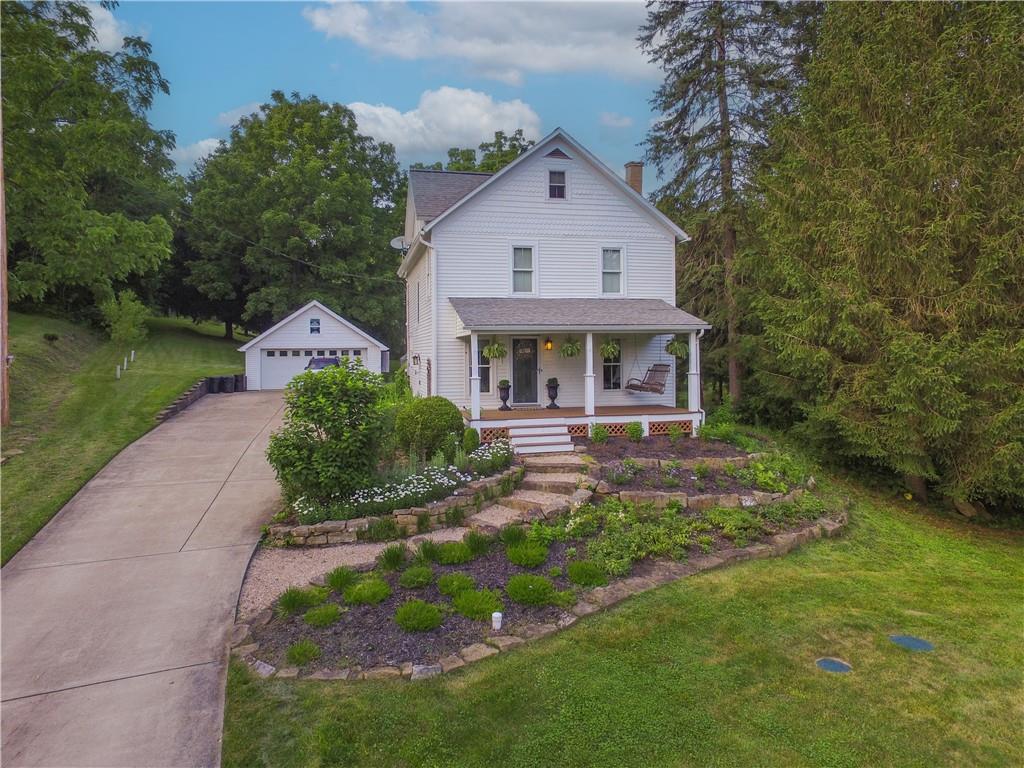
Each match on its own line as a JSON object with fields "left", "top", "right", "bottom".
{"left": 474, "top": 404, "right": 695, "bottom": 421}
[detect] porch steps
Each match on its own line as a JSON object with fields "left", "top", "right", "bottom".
{"left": 520, "top": 472, "right": 590, "bottom": 495}
{"left": 507, "top": 424, "right": 574, "bottom": 456}
{"left": 522, "top": 454, "right": 590, "bottom": 475}
{"left": 499, "top": 489, "right": 571, "bottom": 518}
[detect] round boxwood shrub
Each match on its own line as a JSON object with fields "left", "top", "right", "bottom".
{"left": 506, "top": 542, "right": 549, "bottom": 568}
{"left": 398, "top": 565, "right": 433, "bottom": 589}
{"left": 325, "top": 566, "right": 359, "bottom": 593}
{"left": 394, "top": 599, "right": 444, "bottom": 632}
{"left": 567, "top": 560, "right": 608, "bottom": 587}
{"left": 436, "top": 541, "right": 473, "bottom": 565}
{"left": 452, "top": 588, "right": 503, "bottom": 621}
{"left": 286, "top": 639, "right": 321, "bottom": 666}
{"left": 344, "top": 578, "right": 392, "bottom": 605}
{"left": 303, "top": 603, "right": 342, "bottom": 628}
{"left": 506, "top": 574, "right": 557, "bottom": 605}
{"left": 438, "top": 572, "right": 475, "bottom": 597}
{"left": 394, "top": 396, "right": 464, "bottom": 460}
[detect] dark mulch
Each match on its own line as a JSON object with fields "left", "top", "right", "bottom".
{"left": 602, "top": 463, "right": 764, "bottom": 495}
{"left": 579, "top": 435, "right": 749, "bottom": 462}
{"left": 251, "top": 541, "right": 581, "bottom": 671}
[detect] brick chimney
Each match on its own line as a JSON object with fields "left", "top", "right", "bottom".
{"left": 624, "top": 161, "right": 643, "bottom": 195}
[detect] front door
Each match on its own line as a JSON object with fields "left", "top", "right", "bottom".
{"left": 511, "top": 338, "right": 539, "bottom": 404}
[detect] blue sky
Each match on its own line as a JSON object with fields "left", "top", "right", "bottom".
{"left": 104, "top": 1, "right": 662, "bottom": 188}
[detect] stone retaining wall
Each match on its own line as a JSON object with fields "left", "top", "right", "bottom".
{"left": 264, "top": 466, "right": 526, "bottom": 547}
{"left": 155, "top": 378, "right": 209, "bottom": 422}
{"left": 594, "top": 484, "right": 806, "bottom": 510}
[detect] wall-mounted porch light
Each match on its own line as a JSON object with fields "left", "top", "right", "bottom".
{"left": 544, "top": 337, "right": 553, "bottom": 351}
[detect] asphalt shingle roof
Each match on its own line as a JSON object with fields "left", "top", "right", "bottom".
{"left": 449, "top": 297, "right": 710, "bottom": 331}
{"left": 409, "top": 169, "right": 493, "bottom": 221}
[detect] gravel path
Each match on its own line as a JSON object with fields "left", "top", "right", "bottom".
{"left": 237, "top": 527, "right": 469, "bottom": 620}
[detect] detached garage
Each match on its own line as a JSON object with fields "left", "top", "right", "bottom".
{"left": 239, "top": 300, "right": 389, "bottom": 390}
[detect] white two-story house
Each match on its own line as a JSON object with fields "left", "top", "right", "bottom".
{"left": 397, "top": 128, "right": 710, "bottom": 453}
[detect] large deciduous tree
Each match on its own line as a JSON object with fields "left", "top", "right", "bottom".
{"left": 750, "top": 2, "right": 1024, "bottom": 511}
{"left": 640, "top": 0, "right": 821, "bottom": 403}
{"left": 410, "top": 129, "right": 535, "bottom": 173}
{"left": 2, "top": 1, "right": 175, "bottom": 308}
{"left": 185, "top": 91, "right": 405, "bottom": 344}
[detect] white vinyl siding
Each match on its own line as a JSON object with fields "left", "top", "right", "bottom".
{"left": 406, "top": 248, "right": 433, "bottom": 396}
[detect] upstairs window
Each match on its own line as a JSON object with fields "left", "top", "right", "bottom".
{"left": 512, "top": 246, "right": 534, "bottom": 293}
{"left": 309, "top": 318, "right": 321, "bottom": 335}
{"left": 602, "top": 248, "right": 623, "bottom": 294}
{"left": 602, "top": 339, "right": 622, "bottom": 390}
{"left": 548, "top": 170, "right": 566, "bottom": 199}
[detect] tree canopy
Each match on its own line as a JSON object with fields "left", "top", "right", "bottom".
{"left": 2, "top": 1, "right": 176, "bottom": 308}
{"left": 410, "top": 129, "right": 535, "bottom": 173}
{"left": 748, "top": 2, "right": 1024, "bottom": 509}
{"left": 184, "top": 91, "right": 405, "bottom": 344}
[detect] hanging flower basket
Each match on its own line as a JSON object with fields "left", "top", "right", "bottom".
{"left": 665, "top": 337, "right": 688, "bottom": 358}
{"left": 599, "top": 339, "right": 620, "bottom": 360}
{"left": 482, "top": 342, "right": 508, "bottom": 360}
{"left": 559, "top": 337, "right": 582, "bottom": 358}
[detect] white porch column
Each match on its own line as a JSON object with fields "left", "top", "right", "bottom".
{"left": 469, "top": 331, "right": 481, "bottom": 421}
{"left": 584, "top": 332, "right": 595, "bottom": 416}
{"left": 688, "top": 330, "right": 702, "bottom": 418}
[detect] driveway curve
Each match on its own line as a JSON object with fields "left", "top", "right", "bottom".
{"left": 1, "top": 391, "right": 284, "bottom": 767}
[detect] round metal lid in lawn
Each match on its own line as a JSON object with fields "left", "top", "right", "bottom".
{"left": 889, "top": 634, "right": 934, "bottom": 652}
{"left": 816, "top": 657, "right": 852, "bottom": 673}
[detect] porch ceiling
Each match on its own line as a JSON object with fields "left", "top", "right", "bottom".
{"left": 450, "top": 297, "right": 710, "bottom": 334}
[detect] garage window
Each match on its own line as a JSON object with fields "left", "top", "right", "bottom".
{"left": 266, "top": 350, "right": 275, "bottom": 357}
{"left": 304, "top": 350, "right": 313, "bottom": 356}
{"left": 353, "top": 350, "right": 362, "bottom": 358}
{"left": 291, "top": 350, "right": 300, "bottom": 356}
{"left": 329, "top": 349, "right": 337, "bottom": 356}
{"left": 309, "top": 318, "right": 321, "bottom": 335}
{"left": 317, "top": 349, "right": 325, "bottom": 356}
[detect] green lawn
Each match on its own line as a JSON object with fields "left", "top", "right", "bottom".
{"left": 223, "top": 478, "right": 1023, "bottom": 768}
{"left": 1, "top": 312, "right": 244, "bottom": 564}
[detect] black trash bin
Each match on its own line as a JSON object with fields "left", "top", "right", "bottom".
{"left": 207, "top": 376, "right": 220, "bottom": 394}
{"left": 234, "top": 373, "right": 245, "bottom": 392}
{"left": 221, "top": 374, "right": 235, "bottom": 393}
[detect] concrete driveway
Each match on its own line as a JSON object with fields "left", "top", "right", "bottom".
{"left": 1, "top": 391, "right": 284, "bottom": 767}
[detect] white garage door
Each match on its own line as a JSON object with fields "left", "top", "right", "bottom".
{"left": 260, "top": 349, "right": 311, "bottom": 390}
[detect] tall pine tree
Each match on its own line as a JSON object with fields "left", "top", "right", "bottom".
{"left": 640, "top": 0, "right": 820, "bottom": 403}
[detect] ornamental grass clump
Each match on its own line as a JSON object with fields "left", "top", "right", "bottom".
{"left": 506, "top": 541, "right": 549, "bottom": 568}
{"left": 378, "top": 542, "right": 407, "bottom": 571}
{"left": 286, "top": 639, "right": 321, "bottom": 666}
{"left": 438, "top": 572, "right": 475, "bottom": 597}
{"left": 464, "top": 530, "right": 492, "bottom": 556}
{"left": 398, "top": 565, "right": 433, "bottom": 589}
{"left": 324, "top": 566, "right": 359, "bottom": 593}
{"left": 435, "top": 541, "right": 473, "bottom": 565}
{"left": 303, "top": 603, "right": 342, "bottom": 628}
{"left": 567, "top": 560, "right": 608, "bottom": 587}
{"left": 394, "top": 600, "right": 444, "bottom": 632}
{"left": 277, "top": 586, "right": 328, "bottom": 617}
{"left": 452, "top": 588, "right": 503, "bottom": 621}
{"left": 499, "top": 525, "right": 528, "bottom": 547}
{"left": 344, "top": 578, "right": 392, "bottom": 605}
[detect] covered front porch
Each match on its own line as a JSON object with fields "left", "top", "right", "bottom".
{"left": 468, "top": 404, "right": 700, "bottom": 444}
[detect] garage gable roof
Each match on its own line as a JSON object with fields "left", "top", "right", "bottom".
{"left": 237, "top": 300, "right": 389, "bottom": 352}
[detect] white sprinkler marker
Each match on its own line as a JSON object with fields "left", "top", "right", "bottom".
{"left": 492, "top": 611, "right": 503, "bottom": 631}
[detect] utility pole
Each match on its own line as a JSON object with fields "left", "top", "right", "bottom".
{"left": 1, "top": 97, "right": 10, "bottom": 428}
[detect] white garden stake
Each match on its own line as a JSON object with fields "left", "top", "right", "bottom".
{"left": 131, "top": 350, "right": 135, "bottom": 362}
{"left": 491, "top": 611, "right": 503, "bottom": 631}
{"left": 116, "top": 365, "right": 121, "bottom": 380}
{"left": 124, "top": 356, "right": 128, "bottom": 370}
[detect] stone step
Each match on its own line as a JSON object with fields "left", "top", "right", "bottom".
{"left": 522, "top": 454, "right": 589, "bottom": 474}
{"left": 466, "top": 504, "right": 525, "bottom": 534}
{"left": 520, "top": 472, "right": 589, "bottom": 494}
{"left": 499, "top": 489, "right": 571, "bottom": 518}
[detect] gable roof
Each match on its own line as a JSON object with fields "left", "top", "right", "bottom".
{"left": 237, "top": 300, "right": 389, "bottom": 352}
{"left": 450, "top": 297, "right": 709, "bottom": 332}
{"left": 421, "top": 127, "right": 689, "bottom": 241}
{"left": 408, "top": 169, "right": 492, "bottom": 222}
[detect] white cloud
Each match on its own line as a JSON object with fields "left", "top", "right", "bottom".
{"left": 88, "top": 3, "right": 134, "bottom": 52}
{"left": 303, "top": 1, "right": 655, "bottom": 85}
{"left": 349, "top": 86, "right": 541, "bottom": 159}
{"left": 600, "top": 111, "right": 634, "bottom": 129}
{"left": 170, "top": 138, "right": 221, "bottom": 169}
{"left": 216, "top": 102, "right": 264, "bottom": 128}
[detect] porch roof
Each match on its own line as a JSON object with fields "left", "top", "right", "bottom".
{"left": 450, "top": 297, "right": 710, "bottom": 334}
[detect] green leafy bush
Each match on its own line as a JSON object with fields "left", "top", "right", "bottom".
{"left": 100, "top": 290, "right": 149, "bottom": 346}
{"left": 277, "top": 586, "right": 328, "bottom": 616}
{"left": 324, "top": 566, "right": 359, "bottom": 593}
{"left": 435, "top": 541, "right": 473, "bottom": 565}
{"left": 737, "top": 452, "right": 808, "bottom": 493}
{"left": 344, "top": 578, "right": 392, "bottom": 605}
{"left": 364, "top": 517, "right": 400, "bottom": 542}
{"left": 463, "top": 427, "right": 481, "bottom": 454}
{"left": 452, "top": 588, "right": 503, "bottom": 620}
{"left": 303, "top": 603, "right": 342, "bottom": 628}
{"left": 267, "top": 363, "right": 386, "bottom": 502}
{"left": 398, "top": 565, "right": 433, "bottom": 589}
{"left": 575, "top": 500, "right": 698, "bottom": 576}
{"left": 567, "top": 560, "right": 608, "bottom": 587}
{"left": 506, "top": 542, "right": 549, "bottom": 568}
{"left": 395, "top": 396, "right": 464, "bottom": 461}
{"left": 394, "top": 600, "right": 443, "bottom": 632}
{"left": 506, "top": 574, "right": 572, "bottom": 606}
{"left": 591, "top": 424, "right": 610, "bottom": 444}
{"left": 438, "top": 572, "right": 476, "bottom": 596}
{"left": 704, "top": 507, "right": 764, "bottom": 546}
{"left": 464, "top": 530, "right": 492, "bottom": 556}
{"left": 378, "top": 542, "right": 407, "bottom": 571}
{"left": 548, "top": 566, "right": 563, "bottom": 578}
{"left": 286, "top": 639, "right": 321, "bottom": 666}
{"left": 667, "top": 422, "right": 686, "bottom": 445}
{"left": 499, "top": 526, "right": 528, "bottom": 546}
{"left": 626, "top": 422, "right": 644, "bottom": 442}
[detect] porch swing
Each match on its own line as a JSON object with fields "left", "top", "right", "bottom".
{"left": 624, "top": 335, "right": 671, "bottom": 395}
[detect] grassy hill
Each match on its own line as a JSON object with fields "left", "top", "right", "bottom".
{"left": 1, "top": 312, "right": 244, "bottom": 564}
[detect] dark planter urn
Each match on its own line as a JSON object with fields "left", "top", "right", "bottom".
{"left": 498, "top": 383, "right": 512, "bottom": 411}
{"left": 546, "top": 383, "right": 560, "bottom": 409}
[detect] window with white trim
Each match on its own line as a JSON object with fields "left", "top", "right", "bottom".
{"left": 512, "top": 246, "right": 534, "bottom": 293}
{"left": 548, "top": 170, "right": 566, "bottom": 199}
{"left": 602, "top": 339, "right": 622, "bottom": 390}
{"left": 471, "top": 337, "right": 492, "bottom": 394}
{"left": 602, "top": 248, "right": 623, "bottom": 294}
{"left": 309, "top": 318, "right": 321, "bottom": 335}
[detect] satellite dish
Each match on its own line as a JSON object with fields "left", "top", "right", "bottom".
{"left": 389, "top": 236, "right": 407, "bottom": 251}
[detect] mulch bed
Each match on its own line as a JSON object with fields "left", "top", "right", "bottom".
{"left": 579, "top": 435, "right": 749, "bottom": 462}
{"left": 602, "top": 464, "right": 756, "bottom": 495}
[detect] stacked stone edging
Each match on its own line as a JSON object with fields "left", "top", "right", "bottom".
{"left": 155, "top": 378, "right": 209, "bottom": 422}
{"left": 264, "top": 466, "right": 526, "bottom": 547}
{"left": 233, "top": 504, "right": 850, "bottom": 682}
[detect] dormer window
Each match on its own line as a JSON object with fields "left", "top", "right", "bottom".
{"left": 309, "top": 318, "right": 321, "bottom": 335}
{"left": 548, "top": 170, "right": 566, "bottom": 199}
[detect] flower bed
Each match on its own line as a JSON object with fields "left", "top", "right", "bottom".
{"left": 579, "top": 435, "right": 749, "bottom": 462}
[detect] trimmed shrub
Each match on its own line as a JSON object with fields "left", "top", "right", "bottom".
{"left": 464, "top": 530, "right": 492, "bottom": 556}
{"left": 591, "top": 424, "right": 610, "bottom": 444}
{"left": 277, "top": 586, "right": 328, "bottom": 616}
{"left": 398, "top": 565, "right": 433, "bottom": 589}
{"left": 286, "top": 639, "right": 321, "bottom": 666}
{"left": 344, "top": 578, "right": 392, "bottom": 605}
{"left": 395, "top": 396, "right": 464, "bottom": 461}
{"left": 303, "top": 603, "right": 342, "bottom": 627}
{"left": 463, "top": 427, "right": 481, "bottom": 454}
{"left": 378, "top": 542, "right": 407, "bottom": 571}
{"left": 567, "top": 560, "right": 608, "bottom": 587}
{"left": 452, "top": 588, "right": 503, "bottom": 621}
{"left": 499, "top": 525, "right": 528, "bottom": 546}
{"left": 436, "top": 541, "right": 473, "bottom": 565}
{"left": 325, "top": 566, "right": 359, "bottom": 593}
{"left": 506, "top": 574, "right": 558, "bottom": 605}
{"left": 394, "top": 600, "right": 443, "bottom": 632}
{"left": 506, "top": 542, "right": 549, "bottom": 568}
{"left": 438, "top": 572, "right": 475, "bottom": 597}
{"left": 626, "top": 421, "right": 644, "bottom": 442}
